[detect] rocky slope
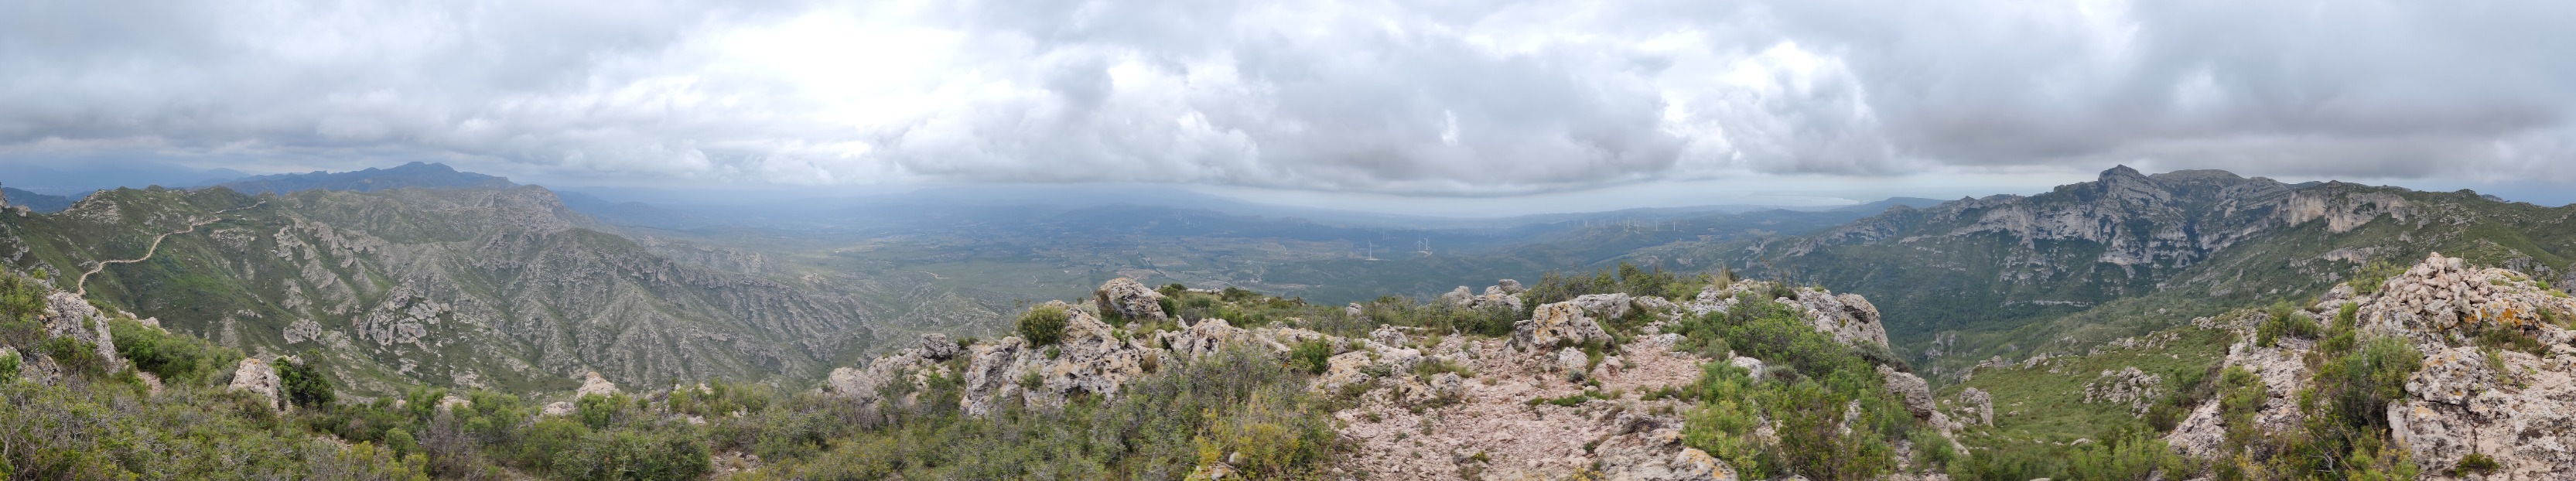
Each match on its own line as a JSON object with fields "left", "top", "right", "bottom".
{"left": 827, "top": 277, "right": 1941, "bottom": 481}
{"left": 1627, "top": 166, "right": 2576, "bottom": 384}
{"left": 0, "top": 186, "right": 900, "bottom": 394}
{"left": 2163, "top": 253, "right": 2576, "bottom": 478}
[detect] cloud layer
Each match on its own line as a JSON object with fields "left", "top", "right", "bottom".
{"left": 4, "top": 0, "right": 2572, "bottom": 193}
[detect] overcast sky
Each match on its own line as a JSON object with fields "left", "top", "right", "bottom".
{"left": 5, "top": 0, "right": 2574, "bottom": 212}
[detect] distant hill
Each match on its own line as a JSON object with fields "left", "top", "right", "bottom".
{"left": 214, "top": 162, "right": 515, "bottom": 194}
{"left": 1, "top": 187, "right": 74, "bottom": 213}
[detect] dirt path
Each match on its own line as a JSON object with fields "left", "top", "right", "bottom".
{"left": 73, "top": 201, "right": 263, "bottom": 296}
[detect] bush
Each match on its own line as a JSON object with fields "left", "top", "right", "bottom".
{"left": 0, "top": 349, "right": 17, "bottom": 381}
{"left": 2254, "top": 304, "right": 2319, "bottom": 348}
{"left": 278, "top": 358, "right": 337, "bottom": 408}
{"left": 1290, "top": 339, "right": 1333, "bottom": 375}
{"left": 1016, "top": 304, "right": 1071, "bottom": 346}
{"left": 2455, "top": 452, "right": 2499, "bottom": 475}
{"left": 111, "top": 316, "right": 239, "bottom": 383}
{"left": 37, "top": 336, "right": 105, "bottom": 377}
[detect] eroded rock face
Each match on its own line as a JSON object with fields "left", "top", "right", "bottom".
{"left": 1096, "top": 278, "right": 1169, "bottom": 324}
{"left": 228, "top": 357, "right": 286, "bottom": 411}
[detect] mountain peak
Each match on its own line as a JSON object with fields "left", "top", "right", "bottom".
{"left": 2098, "top": 165, "right": 2147, "bottom": 180}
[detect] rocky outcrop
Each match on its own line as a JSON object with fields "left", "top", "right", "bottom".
{"left": 955, "top": 302, "right": 1161, "bottom": 415}
{"left": 1444, "top": 281, "right": 1528, "bottom": 312}
{"left": 1095, "top": 278, "right": 1170, "bottom": 324}
{"left": 576, "top": 371, "right": 621, "bottom": 398}
{"left": 2160, "top": 253, "right": 2576, "bottom": 476}
{"left": 1591, "top": 428, "right": 1737, "bottom": 481}
{"left": 1514, "top": 295, "right": 1620, "bottom": 350}
{"left": 2082, "top": 367, "right": 2165, "bottom": 416}
{"left": 1880, "top": 365, "right": 1935, "bottom": 420}
{"left": 229, "top": 357, "right": 286, "bottom": 411}
{"left": 1956, "top": 387, "right": 1993, "bottom": 426}
{"left": 39, "top": 291, "right": 123, "bottom": 372}
{"left": 821, "top": 333, "right": 962, "bottom": 409}
{"left": 1788, "top": 288, "right": 1891, "bottom": 348}
{"left": 2353, "top": 252, "right": 2573, "bottom": 347}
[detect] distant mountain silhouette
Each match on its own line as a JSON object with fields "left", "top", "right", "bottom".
{"left": 214, "top": 162, "right": 514, "bottom": 195}
{"left": 1, "top": 186, "right": 75, "bottom": 213}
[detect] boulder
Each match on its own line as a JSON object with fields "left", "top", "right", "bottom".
{"left": 542, "top": 401, "right": 576, "bottom": 416}
{"left": 1879, "top": 365, "right": 1935, "bottom": 420}
{"left": 1095, "top": 278, "right": 1170, "bottom": 324}
{"left": 916, "top": 333, "right": 962, "bottom": 361}
{"left": 1789, "top": 288, "right": 1891, "bottom": 348}
{"left": 1957, "top": 387, "right": 1994, "bottom": 426}
{"left": 1497, "top": 279, "right": 1526, "bottom": 295}
{"left": 1514, "top": 298, "right": 1616, "bottom": 350}
{"left": 1440, "top": 286, "right": 1477, "bottom": 308}
{"left": 1556, "top": 346, "right": 1590, "bottom": 380}
{"left": 1728, "top": 356, "right": 1765, "bottom": 378}
{"left": 228, "top": 357, "right": 286, "bottom": 411}
{"left": 1038, "top": 307, "right": 1154, "bottom": 401}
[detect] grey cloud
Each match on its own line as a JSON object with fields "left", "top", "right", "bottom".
{"left": 3, "top": 0, "right": 2574, "bottom": 193}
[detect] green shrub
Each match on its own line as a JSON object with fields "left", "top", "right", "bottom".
{"left": 2254, "top": 305, "right": 2319, "bottom": 347}
{"left": 37, "top": 336, "right": 105, "bottom": 377}
{"left": 2454, "top": 452, "right": 2499, "bottom": 475}
{"left": 1016, "top": 304, "right": 1071, "bottom": 346}
{"left": 278, "top": 358, "right": 336, "bottom": 408}
{"left": 111, "top": 316, "right": 239, "bottom": 383}
{"left": 1290, "top": 339, "right": 1333, "bottom": 375}
{"left": 0, "top": 349, "right": 16, "bottom": 380}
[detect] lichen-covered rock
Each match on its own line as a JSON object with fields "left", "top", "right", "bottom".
{"left": 228, "top": 357, "right": 286, "bottom": 411}
{"left": 1095, "top": 278, "right": 1170, "bottom": 324}
{"left": 1496, "top": 278, "right": 1525, "bottom": 295}
{"left": 1515, "top": 298, "right": 1617, "bottom": 350}
{"left": 1880, "top": 365, "right": 1935, "bottom": 420}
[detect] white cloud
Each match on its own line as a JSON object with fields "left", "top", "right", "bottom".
{"left": 2, "top": 0, "right": 2572, "bottom": 193}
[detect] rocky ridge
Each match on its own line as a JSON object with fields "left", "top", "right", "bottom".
{"left": 826, "top": 278, "right": 1937, "bottom": 480}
